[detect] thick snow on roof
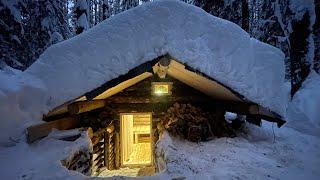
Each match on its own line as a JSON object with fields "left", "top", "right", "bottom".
{"left": 26, "top": 0, "right": 286, "bottom": 112}
{"left": 0, "top": 0, "right": 286, "bottom": 143}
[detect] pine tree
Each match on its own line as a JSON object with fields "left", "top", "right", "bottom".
{"left": 290, "top": 12, "right": 311, "bottom": 97}
{"left": 102, "top": 0, "right": 110, "bottom": 20}
{"left": 313, "top": 1, "right": 320, "bottom": 73}
{"left": 193, "top": 0, "right": 224, "bottom": 17}
{"left": 250, "top": 0, "right": 292, "bottom": 78}
{"left": 140, "top": 0, "right": 150, "bottom": 3}
{"left": 22, "top": 0, "right": 71, "bottom": 67}
{"left": 0, "top": 0, "right": 28, "bottom": 69}
{"left": 113, "top": 0, "right": 121, "bottom": 15}
{"left": 120, "top": 0, "right": 139, "bottom": 12}
{"left": 193, "top": 0, "right": 248, "bottom": 31}
{"left": 241, "top": 0, "right": 249, "bottom": 32}
{"left": 94, "top": 0, "right": 98, "bottom": 25}
{"left": 41, "top": 0, "right": 71, "bottom": 43}
{"left": 74, "top": 0, "right": 90, "bottom": 34}
{"left": 1, "top": 0, "right": 70, "bottom": 70}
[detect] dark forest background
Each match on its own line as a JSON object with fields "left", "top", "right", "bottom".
{"left": 0, "top": 0, "right": 319, "bottom": 97}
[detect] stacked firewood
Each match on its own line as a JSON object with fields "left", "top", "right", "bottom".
{"left": 162, "top": 103, "right": 211, "bottom": 142}
{"left": 91, "top": 128, "right": 106, "bottom": 175}
{"left": 162, "top": 103, "right": 235, "bottom": 142}
{"left": 78, "top": 108, "right": 115, "bottom": 132}
{"left": 61, "top": 148, "right": 93, "bottom": 176}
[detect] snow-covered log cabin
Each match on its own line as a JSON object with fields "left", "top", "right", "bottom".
{"left": 2, "top": 0, "right": 287, "bottom": 177}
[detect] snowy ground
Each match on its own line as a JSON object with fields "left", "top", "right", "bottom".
{"left": 0, "top": 133, "right": 88, "bottom": 180}
{"left": 158, "top": 123, "right": 320, "bottom": 180}
{"left": 0, "top": 121, "right": 319, "bottom": 180}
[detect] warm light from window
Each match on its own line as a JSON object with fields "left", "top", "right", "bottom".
{"left": 152, "top": 82, "right": 172, "bottom": 96}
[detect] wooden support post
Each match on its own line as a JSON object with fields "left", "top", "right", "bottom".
{"left": 26, "top": 116, "right": 79, "bottom": 143}
{"left": 104, "top": 131, "right": 109, "bottom": 170}
{"left": 104, "top": 123, "right": 115, "bottom": 170}
{"left": 68, "top": 100, "right": 106, "bottom": 114}
{"left": 107, "top": 124, "right": 115, "bottom": 134}
{"left": 114, "top": 132, "right": 120, "bottom": 169}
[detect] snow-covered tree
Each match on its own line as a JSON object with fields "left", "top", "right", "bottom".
{"left": 102, "top": 0, "right": 111, "bottom": 20}
{"left": 247, "top": 0, "right": 317, "bottom": 96}
{"left": 314, "top": 1, "right": 320, "bottom": 73}
{"left": 250, "top": 0, "right": 291, "bottom": 77}
{"left": 290, "top": 12, "right": 312, "bottom": 97}
{"left": 140, "top": 0, "right": 150, "bottom": 3}
{"left": 241, "top": 0, "right": 249, "bottom": 31}
{"left": 22, "top": 0, "right": 71, "bottom": 66}
{"left": 113, "top": 0, "right": 121, "bottom": 15}
{"left": 288, "top": 1, "right": 316, "bottom": 96}
{"left": 1, "top": 0, "right": 71, "bottom": 70}
{"left": 0, "top": 0, "right": 28, "bottom": 69}
{"left": 120, "top": 0, "right": 139, "bottom": 11}
{"left": 193, "top": 0, "right": 249, "bottom": 31}
{"left": 74, "top": 0, "right": 90, "bottom": 34}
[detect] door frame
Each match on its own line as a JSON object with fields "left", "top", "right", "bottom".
{"left": 119, "top": 112, "right": 153, "bottom": 167}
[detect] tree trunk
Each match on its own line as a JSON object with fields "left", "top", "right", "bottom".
{"left": 290, "top": 12, "right": 311, "bottom": 97}
{"left": 313, "top": 1, "right": 320, "bottom": 73}
{"left": 241, "top": 0, "right": 249, "bottom": 31}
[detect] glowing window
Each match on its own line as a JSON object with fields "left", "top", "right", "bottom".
{"left": 152, "top": 82, "right": 172, "bottom": 96}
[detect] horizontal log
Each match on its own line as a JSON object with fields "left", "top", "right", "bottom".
{"left": 109, "top": 103, "right": 171, "bottom": 114}
{"left": 27, "top": 116, "right": 80, "bottom": 143}
{"left": 43, "top": 97, "right": 87, "bottom": 121}
{"left": 68, "top": 100, "right": 106, "bottom": 114}
{"left": 225, "top": 103, "right": 285, "bottom": 126}
{"left": 105, "top": 96, "right": 211, "bottom": 104}
{"left": 43, "top": 105, "right": 69, "bottom": 120}
{"left": 109, "top": 102, "right": 285, "bottom": 126}
{"left": 42, "top": 112, "right": 70, "bottom": 122}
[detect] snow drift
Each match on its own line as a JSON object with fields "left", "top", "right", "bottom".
{"left": 287, "top": 71, "right": 320, "bottom": 136}
{"left": 0, "top": 0, "right": 286, "bottom": 144}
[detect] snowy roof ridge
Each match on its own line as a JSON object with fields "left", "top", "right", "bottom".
{"left": 24, "top": 0, "right": 286, "bottom": 117}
